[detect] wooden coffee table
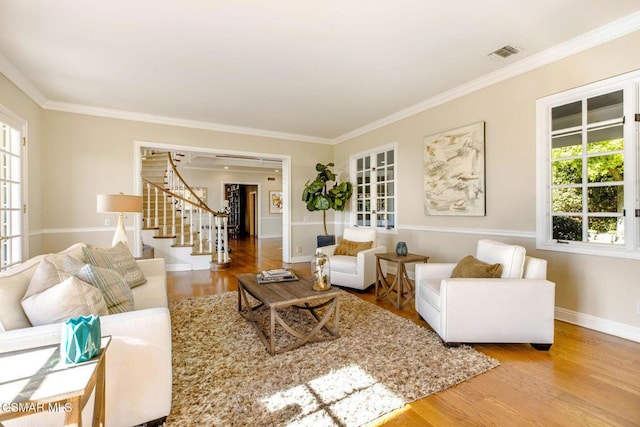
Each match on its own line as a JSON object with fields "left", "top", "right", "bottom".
{"left": 237, "top": 272, "right": 345, "bottom": 355}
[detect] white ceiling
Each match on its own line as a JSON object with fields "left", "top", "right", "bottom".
{"left": 1, "top": 1, "right": 640, "bottom": 143}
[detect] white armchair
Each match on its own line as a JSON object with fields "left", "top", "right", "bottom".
{"left": 321, "top": 228, "right": 386, "bottom": 290}
{"left": 415, "top": 239, "right": 555, "bottom": 350}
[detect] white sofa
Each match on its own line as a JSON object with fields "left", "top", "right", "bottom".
{"left": 321, "top": 228, "right": 386, "bottom": 290}
{"left": 415, "top": 239, "right": 555, "bottom": 349}
{"left": 0, "top": 243, "right": 172, "bottom": 427}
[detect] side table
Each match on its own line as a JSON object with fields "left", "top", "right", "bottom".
{"left": 0, "top": 335, "right": 111, "bottom": 426}
{"left": 375, "top": 252, "right": 429, "bottom": 309}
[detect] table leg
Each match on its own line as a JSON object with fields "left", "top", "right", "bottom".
{"left": 92, "top": 353, "right": 106, "bottom": 427}
{"left": 64, "top": 396, "right": 81, "bottom": 427}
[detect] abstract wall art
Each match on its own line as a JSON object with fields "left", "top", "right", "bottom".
{"left": 423, "top": 121, "right": 486, "bottom": 216}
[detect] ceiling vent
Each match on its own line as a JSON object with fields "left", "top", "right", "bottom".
{"left": 489, "top": 45, "right": 520, "bottom": 59}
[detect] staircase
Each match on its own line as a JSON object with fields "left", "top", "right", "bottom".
{"left": 141, "top": 150, "right": 231, "bottom": 270}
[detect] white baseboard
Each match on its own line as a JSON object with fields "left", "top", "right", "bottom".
{"left": 555, "top": 307, "right": 640, "bottom": 343}
{"left": 166, "top": 263, "right": 210, "bottom": 271}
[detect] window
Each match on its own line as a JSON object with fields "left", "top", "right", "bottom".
{"left": 0, "top": 108, "right": 26, "bottom": 270}
{"left": 351, "top": 144, "right": 396, "bottom": 230}
{"left": 536, "top": 71, "right": 640, "bottom": 258}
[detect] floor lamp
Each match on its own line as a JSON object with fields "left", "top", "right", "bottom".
{"left": 97, "top": 194, "right": 143, "bottom": 248}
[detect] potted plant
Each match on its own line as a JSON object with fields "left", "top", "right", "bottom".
{"left": 302, "top": 162, "right": 353, "bottom": 247}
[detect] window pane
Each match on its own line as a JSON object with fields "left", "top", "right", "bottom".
{"left": 588, "top": 186, "right": 623, "bottom": 213}
{"left": 376, "top": 168, "right": 385, "bottom": 182}
{"left": 552, "top": 216, "right": 582, "bottom": 241}
{"left": 552, "top": 188, "right": 582, "bottom": 212}
{"left": 552, "top": 101, "right": 581, "bottom": 130}
{"left": 387, "top": 150, "right": 394, "bottom": 165}
{"left": 588, "top": 137, "right": 623, "bottom": 155}
{"left": 552, "top": 132, "right": 582, "bottom": 158}
{"left": 588, "top": 217, "right": 624, "bottom": 245}
{"left": 377, "top": 152, "right": 385, "bottom": 167}
{"left": 386, "top": 214, "right": 394, "bottom": 228}
{"left": 386, "top": 183, "right": 394, "bottom": 196}
{"left": 387, "top": 198, "right": 394, "bottom": 211}
{"left": 552, "top": 159, "right": 582, "bottom": 185}
{"left": 587, "top": 125, "right": 623, "bottom": 151}
{"left": 376, "top": 198, "right": 385, "bottom": 211}
{"left": 377, "top": 183, "right": 386, "bottom": 197}
{"left": 357, "top": 158, "right": 363, "bottom": 171}
{"left": 386, "top": 165, "right": 394, "bottom": 181}
{"left": 364, "top": 156, "right": 370, "bottom": 169}
{"left": 587, "top": 154, "right": 623, "bottom": 183}
{"left": 587, "top": 90, "right": 623, "bottom": 124}
{"left": 364, "top": 171, "right": 370, "bottom": 184}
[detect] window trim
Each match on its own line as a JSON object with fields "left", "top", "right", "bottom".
{"left": 349, "top": 142, "right": 398, "bottom": 233}
{"left": 536, "top": 70, "right": 640, "bottom": 259}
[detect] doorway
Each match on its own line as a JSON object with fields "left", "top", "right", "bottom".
{"left": 225, "top": 183, "right": 258, "bottom": 238}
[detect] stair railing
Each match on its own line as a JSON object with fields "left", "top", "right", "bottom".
{"left": 142, "top": 178, "right": 230, "bottom": 267}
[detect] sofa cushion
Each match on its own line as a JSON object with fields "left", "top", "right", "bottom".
{"left": 83, "top": 242, "right": 147, "bottom": 288}
{"left": 334, "top": 239, "right": 373, "bottom": 256}
{"left": 328, "top": 255, "right": 358, "bottom": 274}
{"left": 64, "top": 255, "right": 134, "bottom": 314}
{"left": 21, "top": 276, "right": 108, "bottom": 326}
{"left": 23, "top": 256, "right": 69, "bottom": 299}
{"left": 476, "top": 239, "right": 526, "bottom": 279}
{"left": 451, "top": 255, "right": 503, "bottom": 278}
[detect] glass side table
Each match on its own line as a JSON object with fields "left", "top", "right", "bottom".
{"left": 0, "top": 335, "right": 111, "bottom": 426}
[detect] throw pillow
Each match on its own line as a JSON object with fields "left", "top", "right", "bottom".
{"left": 21, "top": 276, "right": 108, "bottom": 326}
{"left": 24, "top": 256, "right": 69, "bottom": 300}
{"left": 334, "top": 239, "right": 374, "bottom": 256}
{"left": 64, "top": 255, "right": 134, "bottom": 314}
{"left": 83, "top": 242, "right": 147, "bottom": 288}
{"left": 451, "top": 255, "right": 503, "bottom": 278}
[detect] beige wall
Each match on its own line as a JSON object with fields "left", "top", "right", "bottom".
{"left": 38, "top": 111, "right": 333, "bottom": 254}
{"left": 334, "top": 30, "right": 640, "bottom": 332}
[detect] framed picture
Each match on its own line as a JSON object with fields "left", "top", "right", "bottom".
{"left": 423, "top": 121, "right": 486, "bottom": 216}
{"left": 269, "top": 190, "right": 283, "bottom": 214}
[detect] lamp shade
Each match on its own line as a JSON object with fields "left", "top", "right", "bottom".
{"left": 97, "top": 194, "right": 143, "bottom": 213}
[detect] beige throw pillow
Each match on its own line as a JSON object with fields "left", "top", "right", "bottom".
{"left": 64, "top": 255, "right": 134, "bottom": 314}
{"left": 334, "top": 239, "right": 374, "bottom": 256}
{"left": 21, "top": 276, "right": 108, "bottom": 326}
{"left": 451, "top": 255, "right": 503, "bottom": 279}
{"left": 83, "top": 242, "right": 147, "bottom": 288}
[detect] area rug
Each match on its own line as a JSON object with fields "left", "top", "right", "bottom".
{"left": 167, "top": 292, "right": 499, "bottom": 426}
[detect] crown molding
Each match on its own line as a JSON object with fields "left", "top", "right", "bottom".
{"left": 43, "top": 100, "right": 333, "bottom": 145}
{"left": 333, "top": 11, "right": 640, "bottom": 144}
{"left": 0, "top": 52, "right": 47, "bottom": 106}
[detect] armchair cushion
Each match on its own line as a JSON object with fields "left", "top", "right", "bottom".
{"left": 476, "top": 239, "right": 526, "bottom": 279}
{"left": 452, "top": 255, "right": 503, "bottom": 278}
{"left": 334, "top": 239, "right": 373, "bottom": 256}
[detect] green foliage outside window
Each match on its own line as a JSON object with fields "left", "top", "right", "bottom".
{"left": 551, "top": 139, "right": 624, "bottom": 240}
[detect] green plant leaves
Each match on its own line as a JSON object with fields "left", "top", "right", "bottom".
{"left": 302, "top": 163, "right": 352, "bottom": 216}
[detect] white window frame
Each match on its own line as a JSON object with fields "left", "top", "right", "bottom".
{"left": 536, "top": 70, "right": 640, "bottom": 259}
{"left": 349, "top": 142, "right": 398, "bottom": 232}
{"left": 0, "top": 104, "right": 28, "bottom": 269}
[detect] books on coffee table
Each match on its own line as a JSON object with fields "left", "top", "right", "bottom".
{"left": 257, "top": 269, "right": 298, "bottom": 284}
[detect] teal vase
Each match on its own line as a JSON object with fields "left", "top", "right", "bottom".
{"left": 395, "top": 242, "right": 408, "bottom": 256}
{"left": 61, "top": 315, "right": 101, "bottom": 364}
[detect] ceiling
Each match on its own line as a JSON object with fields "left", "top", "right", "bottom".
{"left": 1, "top": 1, "right": 640, "bottom": 143}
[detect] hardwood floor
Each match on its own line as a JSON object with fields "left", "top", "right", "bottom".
{"left": 167, "top": 237, "right": 640, "bottom": 426}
